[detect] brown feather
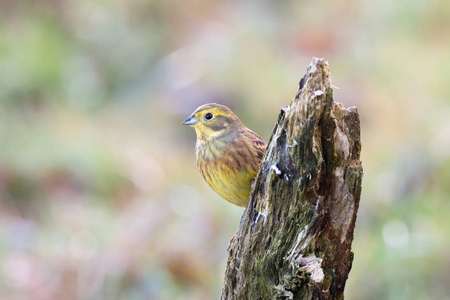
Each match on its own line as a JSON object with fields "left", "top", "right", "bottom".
{"left": 184, "top": 103, "right": 267, "bottom": 207}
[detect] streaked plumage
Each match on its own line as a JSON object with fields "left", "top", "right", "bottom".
{"left": 183, "top": 103, "right": 266, "bottom": 207}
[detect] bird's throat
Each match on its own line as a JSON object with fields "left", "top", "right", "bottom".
{"left": 195, "top": 137, "right": 229, "bottom": 162}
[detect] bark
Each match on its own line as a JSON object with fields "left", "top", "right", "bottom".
{"left": 221, "top": 58, "right": 363, "bottom": 300}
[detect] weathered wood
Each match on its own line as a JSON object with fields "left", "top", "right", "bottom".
{"left": 221, "top": 58, "right": 363, "bottom": 300}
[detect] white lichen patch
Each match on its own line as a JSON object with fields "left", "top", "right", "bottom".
{"left": 281, "top": 106, "right": 290, "bottom": 113}
{"left": 260, "top": 201, "right": 270, "bottom": 223}
{"left": 270, "top": 164, "right": 282, "bottom": 175}
{"left": 287, "top": 139, "right": 298, "bottom": 149}
{"left": 335, "top": 166, "right": 344, "bottom": 177}
{"left": 309, "top": 61, "right": 318, "bottom": 73}
{"left": 286, "top": 225, "right": 312, "bottom": 264}
{"left": 314, "top": 90, "right": 324, "bottom": 96}
{"left": 298, "top": 256, "right": 324, "bottom": 283}
{"left": 255, "top": 196, "right": 271, "bottom": 224}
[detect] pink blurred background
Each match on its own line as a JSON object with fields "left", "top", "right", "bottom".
{"left": 1, "top": 0, "right": 450, "bottom": 299}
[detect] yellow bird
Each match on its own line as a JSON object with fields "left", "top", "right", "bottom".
{"left": 183, "top": 103, "right": 266, "bottom": 207}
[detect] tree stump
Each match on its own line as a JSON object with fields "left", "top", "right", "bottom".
{"left": 221, "top": 58, "right": 363, "bottom": 300}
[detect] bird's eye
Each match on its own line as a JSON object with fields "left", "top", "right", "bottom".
{"left": 205, "top": 113, "right": 213, "bottom": 120}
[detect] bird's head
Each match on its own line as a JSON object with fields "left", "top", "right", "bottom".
{"left": 182, "top": 103, "right": 243, "bottom": 141}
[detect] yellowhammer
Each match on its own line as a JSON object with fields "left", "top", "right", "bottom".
{"left": 183, "top": 103, "right": 266, "bottom": 207}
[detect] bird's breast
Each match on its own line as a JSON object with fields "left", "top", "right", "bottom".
{"left": 195, "top": 135, "right": 258, "bottom": 207}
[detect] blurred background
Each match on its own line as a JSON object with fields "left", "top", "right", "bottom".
{"left": 1, "top": 0, "right": 449, "bottom": 299}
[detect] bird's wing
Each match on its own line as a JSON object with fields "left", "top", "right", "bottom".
{"left": 243, "top": 128, "right": 267, "bottom": 160}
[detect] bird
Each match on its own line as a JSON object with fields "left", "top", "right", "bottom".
{"left": 182, "top": 103, "right": 266, "bottom": 207}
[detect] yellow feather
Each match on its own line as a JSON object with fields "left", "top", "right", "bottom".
{"left": 184, "top": 103, "right": 266, "bottom": 207}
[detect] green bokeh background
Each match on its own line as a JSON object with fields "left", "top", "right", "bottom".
{"left": 1, "top": 1, "right": 449, "bottom": 299}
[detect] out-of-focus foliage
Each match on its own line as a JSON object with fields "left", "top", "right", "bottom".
{"left": 1, "top": 0, "right": 449, "bottom": 299}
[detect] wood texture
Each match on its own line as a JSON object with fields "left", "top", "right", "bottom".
{"left": 221, "top": 58, "right": 363, "bottom": 300}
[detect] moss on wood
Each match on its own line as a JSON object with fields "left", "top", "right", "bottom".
{"left": 221, "top": 58, "right": 363, "bottom": 300}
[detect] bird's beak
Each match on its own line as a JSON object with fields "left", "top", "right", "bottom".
{"left": 182, "top": 115, "right": 199, "bottom": 125}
